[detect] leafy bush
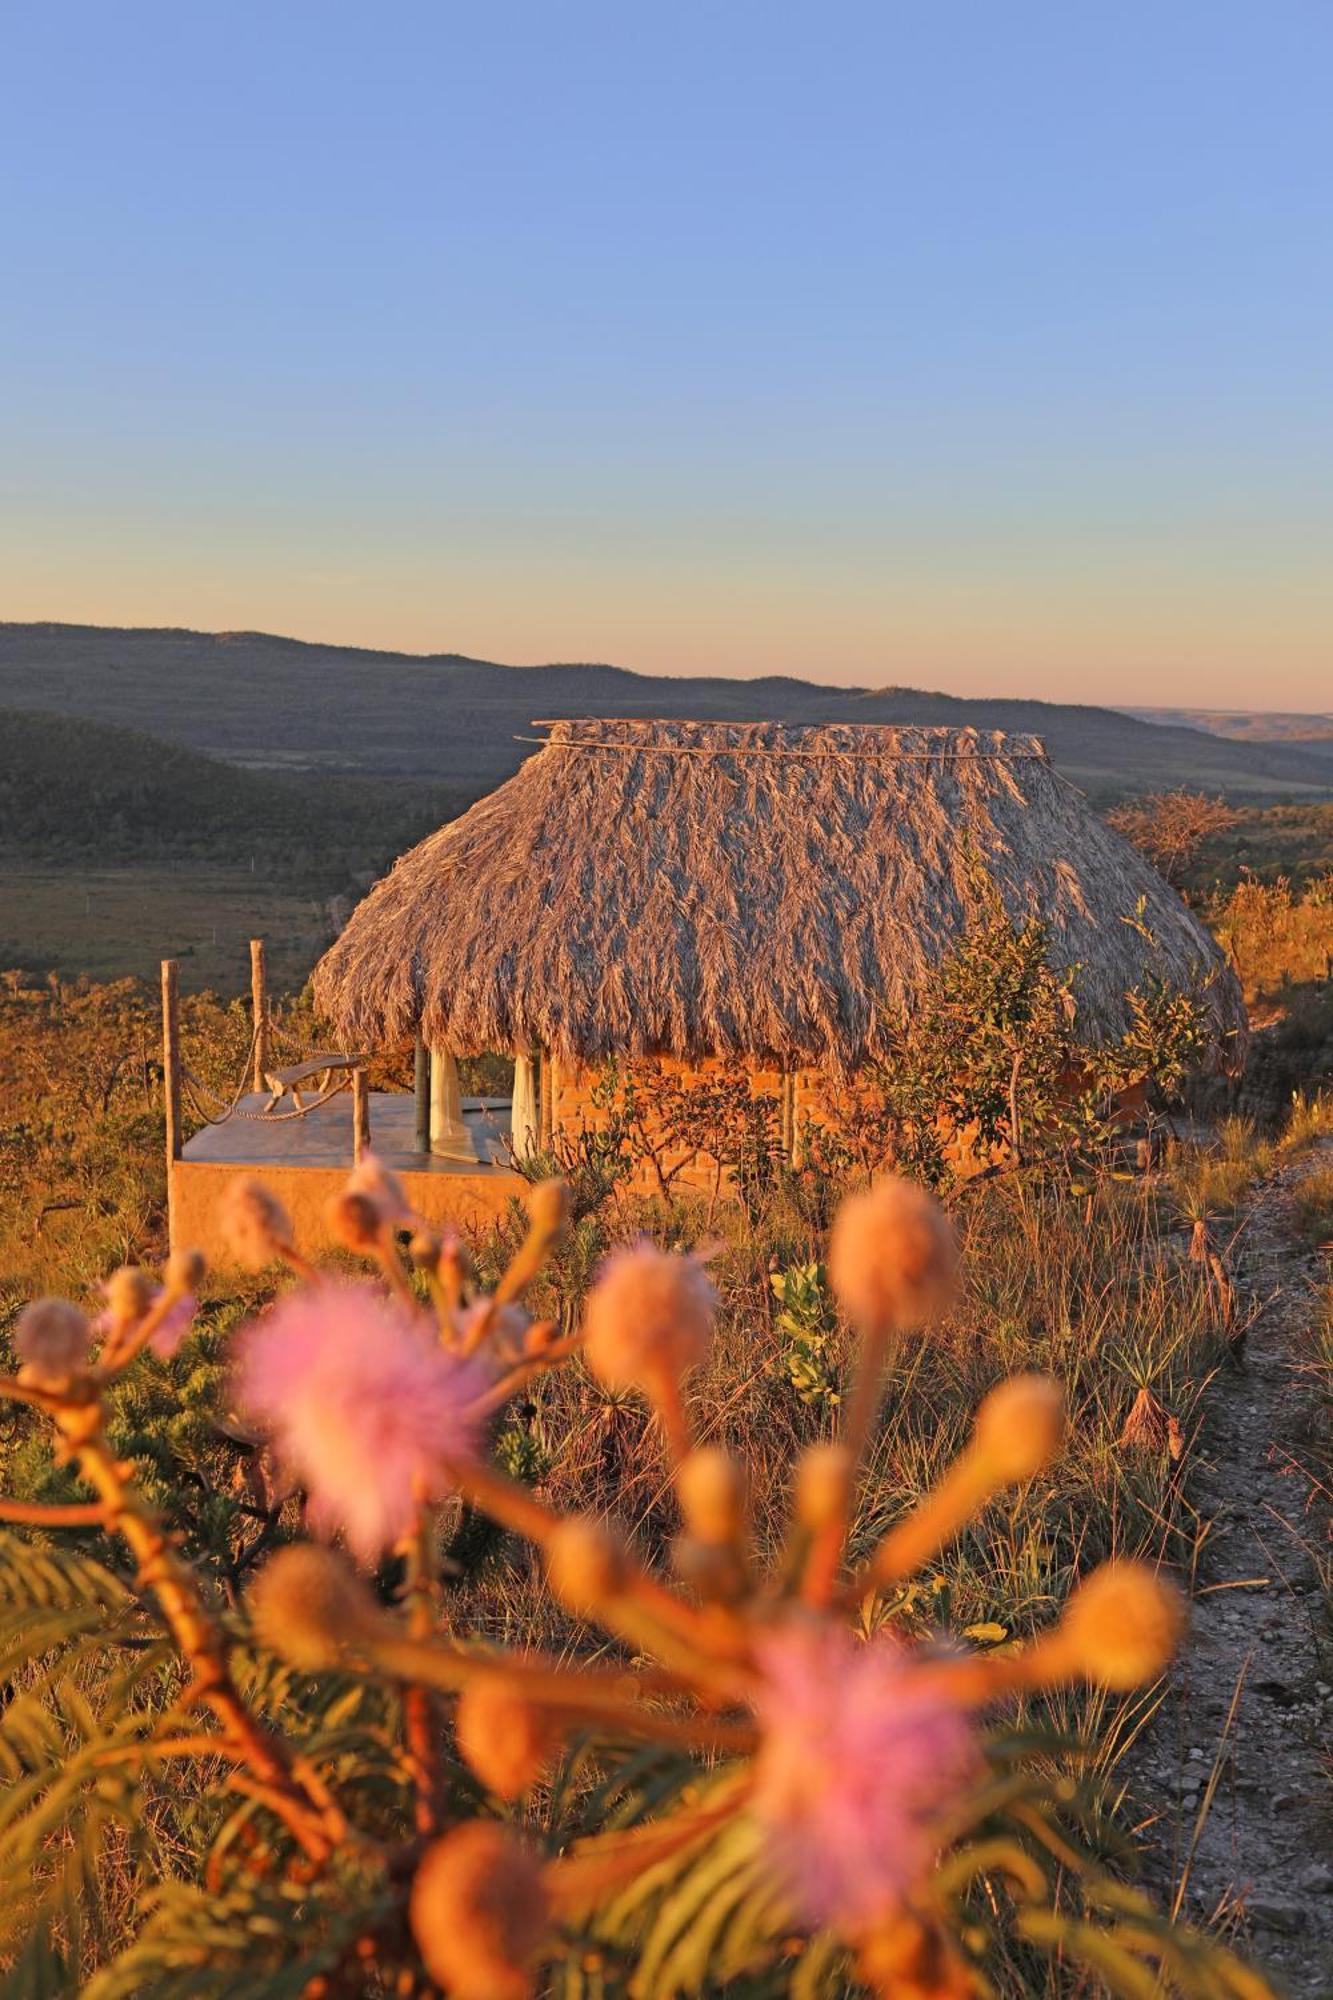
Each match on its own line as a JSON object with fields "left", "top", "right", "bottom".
{"left": 815, "top": 883, "right": 1214, "bottom": 1187}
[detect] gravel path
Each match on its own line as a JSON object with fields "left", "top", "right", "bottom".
{"left": 1130, "top": 1142, "right": 1332, "bottom": 1996}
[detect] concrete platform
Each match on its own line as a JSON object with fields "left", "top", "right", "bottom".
{"left": 172, "top": 1090, "right": 529, "bottom": 1261}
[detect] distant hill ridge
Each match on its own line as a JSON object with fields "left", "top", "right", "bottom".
{"left": 3, "top": 621, "right": 1333, "bottom": 803}
{"left": 1123, "top": 705, "right": 1333, "bottom": 744}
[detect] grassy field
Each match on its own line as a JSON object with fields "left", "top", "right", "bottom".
{"left": 0, "top": 863, "right": 329, "bottom": 993}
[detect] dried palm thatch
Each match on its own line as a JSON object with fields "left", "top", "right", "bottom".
{"left": 311, "top": 720, "right": 1247, "bottom": 1074}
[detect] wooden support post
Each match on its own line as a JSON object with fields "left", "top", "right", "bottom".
{"left": 414, "top": 1034, "right": 430, "bottom": 1152}
{"left": 353, "top": 1067, "right": 371, "bottom": 1163}
{"left": 429, "top": 1046, "right": 476, "bottom": 1162}
{"left": 539, "top": 1048, "right": 554, "bottom": 1148}
{"left": 512, "top": 1053, "right": 540, "bottom": 1159}
{"left": 161, "top": 959, "right": 182, "bottom": 1250}
{"left": 250, "top": 938, "right": 269, "bottom": 1095}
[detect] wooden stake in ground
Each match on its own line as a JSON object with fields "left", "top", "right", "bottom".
{"left": 250, "top": 937, "right": 269, "bottom": 1094}
{"left": 161, "top": 957, "right": 181, "bottom": 1249}
{"left": 353, "top": 1067, "right": 371, "bottom": 1163}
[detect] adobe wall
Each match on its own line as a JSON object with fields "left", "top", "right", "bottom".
{"left": 546, "top": 1053, "right": 838, "bottom": 1197}
{"left": 170, "top": 1156, "right": 527, "bottom": 1265}
{"left": 543, "top": 1054, "right": 1153, "bottom": 1196}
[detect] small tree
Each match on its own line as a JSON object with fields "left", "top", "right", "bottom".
{"left": 608, "top": 1057, "right": 784, "bottom": 1222}
{"left": 805, "top": 877, "right": 1214, "bottom": 1188}
{"left": 1107, "top": 790, "right": 1238, "bottom": 886}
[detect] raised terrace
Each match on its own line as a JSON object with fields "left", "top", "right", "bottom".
{"left": 173, "top": 1088, "right": 525, "bottom": 1260}
{"left": 163, "top": 946, "right": 526, "bottom": 1263}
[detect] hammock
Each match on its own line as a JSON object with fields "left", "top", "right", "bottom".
{"left": 180, "top": 1015, "right": 366, "bottom": 1127}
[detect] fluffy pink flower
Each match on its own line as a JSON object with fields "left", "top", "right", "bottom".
{"left": 749, "top": 1621, "right": 980, "bottom": 1932}
{"left": 452, "top": 1299, "right": 531, "bottom": 1362}
{"left": 150, "top": 1292, "right": 197, "bottom": 1359}
{"left": 234, "top": 1282, "right": 486, "bottom": 1562}
{"left": 90, "top": 1288, "right": 197, "bottom": 1360}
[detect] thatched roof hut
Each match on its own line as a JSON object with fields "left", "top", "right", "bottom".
{"left": 312, "top": 719, "right": 1245, "bottom": 1077}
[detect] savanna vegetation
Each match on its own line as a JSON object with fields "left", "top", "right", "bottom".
{"left": 0, "top": 1115, "right": 1299, "bottom": 1997}
{"left": 0, "top": 789, "right": 1329, "bottom": 1996}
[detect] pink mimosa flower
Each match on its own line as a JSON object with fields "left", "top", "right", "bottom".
{"left": 749, "top": 1621, "right": 980, "bottom": 1932}
{"left": 234, "top": 1282, "right": 485, "bottom": 1562}
{"left": 90, "top": 1288, "right": 197, "bottom": 1360}
{"left": 150, "top": 1292, "right": 198, "bottom": 1359}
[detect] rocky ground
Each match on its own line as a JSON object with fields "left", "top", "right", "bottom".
{"left": 1130, "top": 1142, "right": 1332, "bottom": 1997}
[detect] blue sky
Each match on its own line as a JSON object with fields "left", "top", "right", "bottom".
{"left": 2, "top": 1, "right": 1330, "bottom": 704}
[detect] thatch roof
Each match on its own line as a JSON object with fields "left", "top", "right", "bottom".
{"left": 312, "top": 720, "right": 1246, "bottom": 1073}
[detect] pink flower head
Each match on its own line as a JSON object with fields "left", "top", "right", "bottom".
{"left": 234, "top": 1282, "right": 486, "bottom": 1563}
{"left": 749, "top": 1621, "right": 980, "bottom": 1933}
{"left": 453, "top": 1298, "right": 531, "bottom": 1363}
{"left": 90, "top": 1288, "right": 197, "bottom": 1360}
{"left": 150, "top": 1292, "right": 197, "bottom": 1360}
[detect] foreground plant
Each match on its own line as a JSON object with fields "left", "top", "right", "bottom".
{"left": 0, "top": 1164, "right": 1274, "bottom": 1998}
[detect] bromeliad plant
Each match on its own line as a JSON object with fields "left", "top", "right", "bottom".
{"left": 0, "top": 1164, "right": 1272, "bottom": 1998}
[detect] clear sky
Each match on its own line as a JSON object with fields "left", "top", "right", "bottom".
{"left": 2, "top": 2, "right": 1330, "bottom": 707}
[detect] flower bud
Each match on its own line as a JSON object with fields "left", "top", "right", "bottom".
{"left": 409, "top": 1228, "right": 444, "bottom": 1274}
{"left": 857, "top": 1911, "right": 975, "bottom": 2000}
{"left": 14, "top": 1298, "right": 91, "bottom": 1386}
{"left": 544, "top": 1518, "right": 628, "bottom": 1614}
{"left": 1059, "top": 1560, "right": 1185, "bottom": 1689}
{"left": 582, "top": 1243, "right": 716, "bottom": 1395}
{"left": 103, "top": 1266, "right": 156, "bottom": 1325}
{"left": 972, "top": 1375, "right": 1066, "bottom": 1484}
{"left": 456, "top": 1673, "right": 562, "bottom": 1799}
{"left": 164, "top": 1246, "right": 207, "bottom": 1294}
{"left": 793, "top": 1442, "right": 854, "bottom": 1533}
{"left": 324, "top": 1189, "right": 385, "bottom": 1254}
{"left": 828, "top": 1178, "right": 958, "bottom": 1340}
{"left": 527, "top": 1178, "right": 570, "bottom": 1241}
{"left": 672, "top": 1533, "right": 749, "bottom": 1605}
{"left": 409, "top": 1821, "right": 549, "bottom": 2000}
{"left": 247, "top": 1545, "right": 381, "bottom": 1672}
{"left": 676, "top": 1447, "right": 746, "bottom": 1544}
{"left": 218, "top": 1175, "right": 293, "bottom": 1270}
{"left": 346, "top": 1152, "right": 414, "bottom": 1227}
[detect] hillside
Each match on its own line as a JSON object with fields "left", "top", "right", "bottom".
{"left": 0, "top": 709, "right": 477, "bottom": 988}
{"left": 0, "top": 708, "right": 463, "bottom": 884}
{"left": 1124, "top": 705, "right": 1333, "bottom": 744}
{"left": 5, "top": 622, "right": 1333, "bottom": 803}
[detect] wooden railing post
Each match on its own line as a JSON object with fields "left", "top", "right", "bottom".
{"left": 414, "top": 1035, "right": 430, "bottom": 1152}
{"left": 353, "top": 1067, "right": 371, "bottom": 1164}
{"left": 250, "top": 938, "right": 269, "bottom": 1095}
{"left": 161, "top": 959, "right": 182, "bottom": 1249}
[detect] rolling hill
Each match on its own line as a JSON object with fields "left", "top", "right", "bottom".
{"left": 1124, "top": 705, "right": 1333, "bottom": 744}
{"left": 0, "top": 707, "right": 461, "bottom": 883}
{"left": 4, "top": 621, "right": 1333, "bottom": 803}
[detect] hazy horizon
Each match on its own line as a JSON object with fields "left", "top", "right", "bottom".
{"left": 3, "top": 2, "right": 1331, "bottom": 709}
